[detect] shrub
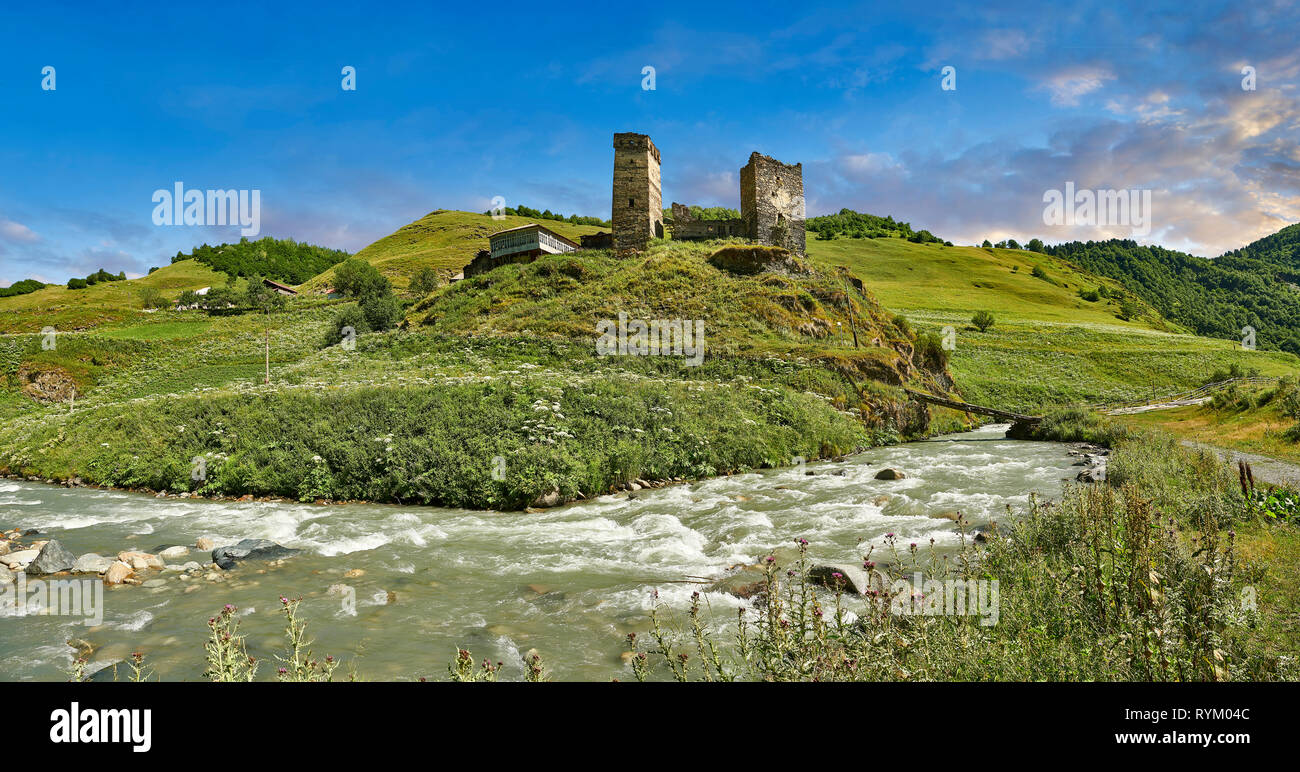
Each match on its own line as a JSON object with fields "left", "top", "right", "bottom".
{"left": 971, "top": 310, "right": 995, "bottom": 332}
{"left": 67, "top": 278, "right": 88, "bottom": 290}
{"left": 361, "top": 293, "right": 404, "bottom": 332}
{"left": 333, "top": 258, "right": 390, "bottom": 299}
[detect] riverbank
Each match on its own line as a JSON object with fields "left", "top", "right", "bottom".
{"left": 1, "top": 423, "right": 1073, "bottom": 681}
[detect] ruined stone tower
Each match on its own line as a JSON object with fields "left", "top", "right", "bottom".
{"left": 740, "top": 152, "right": 806, "bottom": 254}
{"left": 612, "top": 133, "right": 663, "bottom": 252}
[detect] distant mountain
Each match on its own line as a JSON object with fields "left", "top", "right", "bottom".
{"left": 1043, "top": 225, "right": 1300, "bottom": 355}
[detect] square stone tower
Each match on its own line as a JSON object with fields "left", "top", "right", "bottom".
{"left": 612, "top": 132, "right": 663, "bottom": 252}
{"left": 740, "top": 152, "right": 806, "bottom": 254}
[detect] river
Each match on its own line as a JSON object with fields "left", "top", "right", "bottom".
{"left": 0, "top": 423, "right": 1082, "bottom": 681}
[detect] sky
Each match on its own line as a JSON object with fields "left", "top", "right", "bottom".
{"left": 0, "top": 0, "right": 1297, "bottom": 285}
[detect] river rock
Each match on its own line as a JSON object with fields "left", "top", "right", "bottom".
{"left": 158, "top": 546, "right": 189, "bottom": 560}
{"left": 27, "top": 540, "right": 77, "bottom": 574}
{"left": 118, "top": 551, "right": 164, "bottom": 571}
{"left": 874, "top": 468, "right": 906, "bottom": 480}
{"left": 0, "top": 549, "right": 39, "bottom": 570}
{"left": 808, "top": 563, "right": 875, "bottom": 595}
{"left": 103, "top": 561, "right": 133, "bottom": 585}
{"left": 141, "top": 578, "right": 167, "bottom": 588}
{"left": 531, "top": 489, "right": 563, "bottom": 508}
{"left": 211, "top": 539, "right": 300, "bottom": 570}
{"left": 195, "top": 537, "right": 216, "bottom": 551}
{"left": 73, "top": 553, "right": 113, "bottom": 574}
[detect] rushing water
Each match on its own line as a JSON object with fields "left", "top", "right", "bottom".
{"left": 0, "top": 424, "right": 1082, "bottom": 681}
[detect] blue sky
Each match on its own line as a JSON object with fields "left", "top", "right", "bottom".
{"left": 1, "top": 0, "right": 1297, "bottom": 285}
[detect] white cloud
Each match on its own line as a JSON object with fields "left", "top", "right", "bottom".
{"left": 0, "top": 218, "right": 39, "bottom": 243}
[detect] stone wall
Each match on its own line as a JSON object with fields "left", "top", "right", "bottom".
{"left": 740, "top": 152, "right": 806, "bottom": 254}
{"left": 611, "top": 133, "right": 663, "bottom": 252}
{"left": 668, "top": 202, "right": 746, "bottom": 240}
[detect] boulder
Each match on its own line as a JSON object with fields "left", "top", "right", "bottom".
{"left": 73, "top": 553, "right": 113, "bottom": 575}
{"left": 875, "top": 468, "right": 906, "bottom": 480}
{"left": 211, "top": 539, "right": 300, "bottom": 570}
{"left": 0, "top": 549, "right": 39, "bottom": 570}
{"left": 26, "top": 540, "right": 77, "bottom": 574}
{"left": 531, "top": 489, "right": 563, "bottom": 508}
{"left": 808, "top": 563, "right": 876, "bottom": 595}
{"left": 158, "top": 546, "right": 189, "bottom": 560}
{"left": 195, "top": 537, "right": 216, "bottom": 551}
{"left": 103, "top": 562, "right": 133, "bottom": 585}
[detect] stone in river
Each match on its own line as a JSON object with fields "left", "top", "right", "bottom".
{"left": 118, "top": 551, "right": 164, "bottom": 570}
{"left": 808, "top": 563, "right": 875, "bottom": 595}
{"left": 195, "top": 537, "right": 216, "bottom": 551}
{"left": 158, "top": 546, "right": 190, "bottom": 560}
{"left": 211, "top": 539, "right": 300, "bottom": 570}
{"left": 103, "top": 562, "right": 133, "bottom": 585}
{"left": 0, "top": 549, "right": 39, "bottom": 570}
{"left": 874, "top": 468, "right": 906, "bottom": 480}
{"left": 27, "top": 540, "right": 77, "bottom": 574}
{"left": 73, "top": 553, "right": 113, "bottom": 574}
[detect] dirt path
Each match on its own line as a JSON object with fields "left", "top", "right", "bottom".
{"left": 1106, "top": 397, "right": 1210, "bottom": 415}
{"left": 1180, "top": 440, "right": 1300, "bottom": 489}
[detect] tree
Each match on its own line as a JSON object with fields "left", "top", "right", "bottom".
{"left": 361, "top": 293, "right": 403, "bottom": 332}
{"left": 410, "top": 267, "right": 440, "bottom": 295}
{"left": 1026, "top": 238, "right": 1046, "bottom": 253}
{"left": 139, "top": 286, "right": 166, "bottom": 309}
{"left": 332, "top": 258, "right": 389, "bottom": 299}
{"left": 982, "top": 240, "right": 993, "bottom": 248}
{"left": 971, "top": 310, "right": 995, "bottom": 332}
{"left": 67, "top": 278, "right": 88, "bottom": 290}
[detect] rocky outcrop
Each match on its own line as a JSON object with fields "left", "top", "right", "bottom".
{"left": 707, "top": 245, "right": 810, "bottom": 277}
{"left": 875, "top": 468, "right": 906, "bottom": 480}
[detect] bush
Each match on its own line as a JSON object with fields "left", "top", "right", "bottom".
{"left": 361, "top": 293, "right": 404, "bottom": 332}
{"left": 971, "top": 310, "right": 995, "bottom": 332}
{"left": 67, "top": 278, "right": 88, "bottom": 290}
{"left": 139, "top": 287, "right": 166, "bottom": 309}
{"left": 332, "top": 258, "right": 390, "bottom": 299}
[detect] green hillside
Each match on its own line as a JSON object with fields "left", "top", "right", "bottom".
{"left": 0, "top": 260, "right": 230, "bottom": 334}
{"left": 804, "top": 235, "right": 1300, "bottom": 410}
{"left": 299, "top": 209, "right": 609, "bottom": 294}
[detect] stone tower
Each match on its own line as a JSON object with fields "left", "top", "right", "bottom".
{"left": 611, "top": 133, "right": 663, "bottom": 252}
{"left": 740, "top": 152, "right": 806, "bottom": 254}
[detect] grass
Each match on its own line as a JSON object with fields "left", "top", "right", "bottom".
{"left": 1116, "top": 381, "right": 1300, "bottom": 465}
{"left": 804, "top": 236, "right": 1300, "bottom": 411}
{"left": 0, "top": 261, "right": 230, "bottom": 334}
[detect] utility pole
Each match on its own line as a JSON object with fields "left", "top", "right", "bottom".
{"left": 265, "top": 325, "right": 270, "bottom": 385}
{"left": 844, "top": 285, "right": 859, "bottom": 348}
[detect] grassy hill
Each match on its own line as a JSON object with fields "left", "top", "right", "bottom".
{"left": 804, "top": 236, "right": 1300, "bottom": 410}
{"left": 0, "top": 260, "right": 230, "bottom": 334}
{"left": 299, "top": 210, "right": 609, "bottom": 294}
